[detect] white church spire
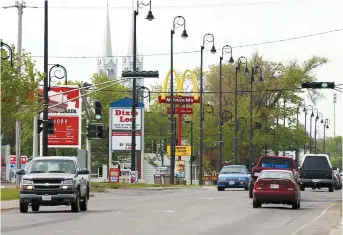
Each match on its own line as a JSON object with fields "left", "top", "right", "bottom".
{"left": 97, "top": 1, "right": 117, "bottom": 79}
{"left": 122, "top": 0, "right": 144, "bottom": 88}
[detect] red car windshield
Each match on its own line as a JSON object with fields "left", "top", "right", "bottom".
{"left": 258, "top": 157, "right": 295, "bottom": 169}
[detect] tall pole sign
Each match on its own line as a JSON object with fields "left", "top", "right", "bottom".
{"left": 159, "top": 69, "right": 198, "bottom": 161}
{"left": 108, "top": 98, "right": 144, "bottom": 180}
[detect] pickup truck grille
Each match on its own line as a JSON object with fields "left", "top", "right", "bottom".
{"left": 33, "top": 179, "right": 62, "bottom": 184}
{"left": 34, "top": 185, "right": 61, "bottom": 190}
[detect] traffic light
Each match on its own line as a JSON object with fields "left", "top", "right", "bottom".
{"left": 38, "top": 119, "right": 43, "bottom": 134}
{"left": 97, "top": 124, "right": 105, "bottom": 138}
{"left": 301, "top": 82, "right": 335, "bottom": 89}
{"left": 121, "top": 71, "right": 159, "bottom": 78}
{"left": 37, "top": 119, "right": 54, "bottom": 134}
{"left": 86, "top": 124, "right": 98, "bottom": 138}
{"left": 47, "top": 119, "right": 54, "bottom": 134}
{"left": 86, "top": 123, "right": 106, "bottom": 139}
{"left": 94, "top": 101, "right": 102, "bottom": 120}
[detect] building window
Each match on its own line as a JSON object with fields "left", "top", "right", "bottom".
{"left": 136, "top": 67, "right": 140, "bottom": 71}
{"left": 125, "top": 67, "right": 129, "bottom": 71}
{"left": 191, "top": 165, "right": 198, "bottom": 181}
{"left": 99, "top": 69, "right": 103, "bottom": 74}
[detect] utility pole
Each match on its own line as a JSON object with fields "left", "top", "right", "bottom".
{"left": 333, "top": 93, "right": 337, "bottom": 138}
{"left": 3, "top": 0, "right": 37, "bottom": 187}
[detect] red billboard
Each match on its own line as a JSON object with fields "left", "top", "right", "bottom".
{"left": 40, "top": 85, "right": 82, "bottom": 149}
{"left": 10, "top": 156, "right": 27, "bottom": 165}
{"left": 167, "top": 107, "right": 193, "bottom": 114}
{"left": 47, "top": 116, "right": 79, "bottom": 146}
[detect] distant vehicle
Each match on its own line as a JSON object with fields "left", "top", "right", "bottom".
{"left": 217, "top": 165, "right": 250, "bottom": 191}
{"left": 16, "top": 156, "right": 90, "bottom": 213}
{"left": 299, "top": 154, "right": 336, "bottom": 192}
{"left": 252, "top": 169, "right": 301, "bottom": 209}
{"left": 248, "top": 156, "right": 298, "bottom": 198}
{"left": 333, "top": 170, "right": 342, "bottom": 190}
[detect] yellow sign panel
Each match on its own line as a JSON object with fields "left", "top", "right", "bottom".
{"left": 167, "top": 145, "right": 191, "bottom": 157}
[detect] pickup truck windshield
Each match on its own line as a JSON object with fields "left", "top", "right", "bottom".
{"left": 302, "top": 156, "right": 330, "bottom": 169}
{"left": 28, "top": 159, "right": 76, "bottom": 174}
{"left": 259, "top": 157, "right": 294, "bottom": 169}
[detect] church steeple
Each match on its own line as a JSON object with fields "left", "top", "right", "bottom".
{"left": 122, "top": 0, "right": 144, "bottom": 88}
{"left": 97, "top": 1, "right": 117, "bottom": 79}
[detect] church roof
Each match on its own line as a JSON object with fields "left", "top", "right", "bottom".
{"left": 102, "top": 2, "right": 113, "bottom": 58}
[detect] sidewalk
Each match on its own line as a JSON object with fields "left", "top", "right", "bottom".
{"left": 328, "top": 221, "right": 342, "bottom": 235}
{"left": 1, "top": 199, "right": 19, "bottom": 211}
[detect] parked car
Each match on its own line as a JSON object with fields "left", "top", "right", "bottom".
{"left": 252, "top": 169, "right": 301, "bottom": 209}
{"left": 16, "top": 156, "right": 90, "bottom": 213}
{"left": 248, "top": 156, "right": 299, "bottom": 198}
{"left": 217, "top": 165, "right": 250, "bottom": 191}
{"left": 333, "top": 170, "right": 342, "bottom": 190}
{"left": 299, "top": 154, "right": 336, "bottom": 192}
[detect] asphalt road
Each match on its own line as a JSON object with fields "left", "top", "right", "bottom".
{"left": 1, "top": 187, "right": 342, "bottom": 235}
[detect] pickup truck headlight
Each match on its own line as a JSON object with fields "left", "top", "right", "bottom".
{"left": 22, "top": 180, "right": 33, "bottom": 184}
{"left": 62, "top": 180, "right": 73, "bottom": 185}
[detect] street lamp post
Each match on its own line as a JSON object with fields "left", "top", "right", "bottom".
{"left": 48, "top": 64, "right": 68, "bottom": 89}
{"left": 1, "top": 40, "right": 14, "bottom": 68}
{"left": 323, "top": 119, "right": 330, "bottom": 154}
{"left": 131, "top": 0, "right": 154, "bottom": 172}
{"left": 170, "top": 16, "right": 188, "bottom": 185}
{"left": 249, "top": 66, "right": 263, "bottom": 170}
{"left": 234, "top": 56, "right": 249, "bottom": 164}
{"left": 199, "top": 33, "right": 216, "bottom": 186}
{"left": 184, "top": 119, "right": 193, "bottom": 184}
{"left": 309, "top": 106, "right": 315, "bottom": 153}
{"left": 314, "top": 112, "right": 323, "bottom": 153}
{"left": 219, "top": 45, "right": 234, "bottom": 172}
{"left": 219, "top": 110, "right": 232, "bottom": 171}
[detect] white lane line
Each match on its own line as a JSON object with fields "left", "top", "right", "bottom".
{"left": 290, "top": 203, "right": 337, "bottom": 235}
{"left": 165, "top": 210, "right": 174, "bottom": 213}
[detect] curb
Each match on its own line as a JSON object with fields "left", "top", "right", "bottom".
{"left": 1, "top": 194, "right": 95, "bottom": 211}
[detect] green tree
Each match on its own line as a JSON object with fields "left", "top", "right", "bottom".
{"left": 1, "top": 46, "right": 44, "bottom": 155}
{"left": 317, "top": 136, "right": 342, "bottom": 169}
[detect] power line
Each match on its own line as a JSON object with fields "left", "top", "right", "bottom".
{"left": 32, "top": 0, "right": 338, "bottom": 10}
{"left": 30, "top": 29, "right": 343, "bottom": 59}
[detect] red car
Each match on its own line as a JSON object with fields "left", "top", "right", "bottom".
{"left": 253, "top": 169, "right": 301, "bottom": 209}
{"left": 249, "top": 155, "right": 299, "bottom": 198}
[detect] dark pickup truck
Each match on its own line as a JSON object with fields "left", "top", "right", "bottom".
{"left": 16, "top": 156, "right": 90, "bottom": 213}
{"left": 249, "top": 155, "right": 299, "bottom": 198}
{"left": 299, "top": 154, "right": 336, "bottom": 192}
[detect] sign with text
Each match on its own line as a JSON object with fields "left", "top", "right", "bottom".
{"left": 10, "top": 155, "right": 27, "bottom": 165}
{"left": 112, "top": 132, "right": 142, "bottom": 151}
{"left": 47, "top": 116, "right": 80, "bottom": 146}
{"left": 167, "top": 145, "right": 191, "bottom": 156}
{"left": 111, "top": 108, "right": 142, "bottom": 131}
{"left": 167, "top": 107, "right": 193, "bottom": 114}
{"left": 158, "top": 96, "right": 199, "bottom": 104}
{"left": 40, "top": 85, "right": 82, "bottom": 149}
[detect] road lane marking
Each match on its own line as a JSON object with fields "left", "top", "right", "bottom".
{"left": 165, "top": 210, "right": 174, "bottom": 213}
{"left": 290, "top": 203, "right": 337, "bottom": 235}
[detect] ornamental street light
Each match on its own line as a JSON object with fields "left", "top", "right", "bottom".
{"left": 199, "top": 33, "right": 216, "bottom": 186}
{"left": 310, "top": 107, "right": 318, "bottom": 153}
{"left": 314, "top": 112, "right": 323, "bottom": 153}
{"left": 219, "top": 45, "right": 234, "bottom": 171}
{"left": 234, "top": 56, "right": 249, "bottom": 164}
{"left": 131, "top": 0, "right": 154, "bottom": 172}
{"left": 170, "top": 15, "right": 188, "bottom": 185}
{"left": 323, "top": 119, "right": 330, "bottom": 154}
{"left": 248, "top": 66, "right": 263, "bottom": 170}
{"left": 48, "top": 64, "right": 67, "bottom": 90}
{"left": 303, "top": 105, "right": 313, "bottom": 153}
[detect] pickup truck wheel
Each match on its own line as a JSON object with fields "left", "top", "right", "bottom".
{"left": 31, "top": 204, "right": 40, "bottom": 212}
{"left": 71, "top": 190, "right": 81, "bottom": 212}
{"left": 80, "top": 195, "right": 88, "bottom": 211}
{"left": 329, "top": 185, "right": 334, "bottom": 192}
{"left": 20, "top": 202, "right": 28, "bottom": 213}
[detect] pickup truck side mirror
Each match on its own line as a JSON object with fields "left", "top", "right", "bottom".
{"left": 16, "top": 169, "right": 25, "bottom": 175}
{"left": 78, "top": 169, "right": 90, "bottom": 175}
{"left": 333, "top": 167, "right": 337, "bottom": 170}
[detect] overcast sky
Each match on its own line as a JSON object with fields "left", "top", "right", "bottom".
{"left": 1, "top": 0, "right": 342, "bottom": 138}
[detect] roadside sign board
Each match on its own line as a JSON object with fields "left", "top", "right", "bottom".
{"left": 167, "top": 145, "right": 191, "bottom": 156}
{"left": 167, "top": 107, "right": 193, "bottom": 114}
{"left": 158, "top": 96, "right": 199, "bottom": 104}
